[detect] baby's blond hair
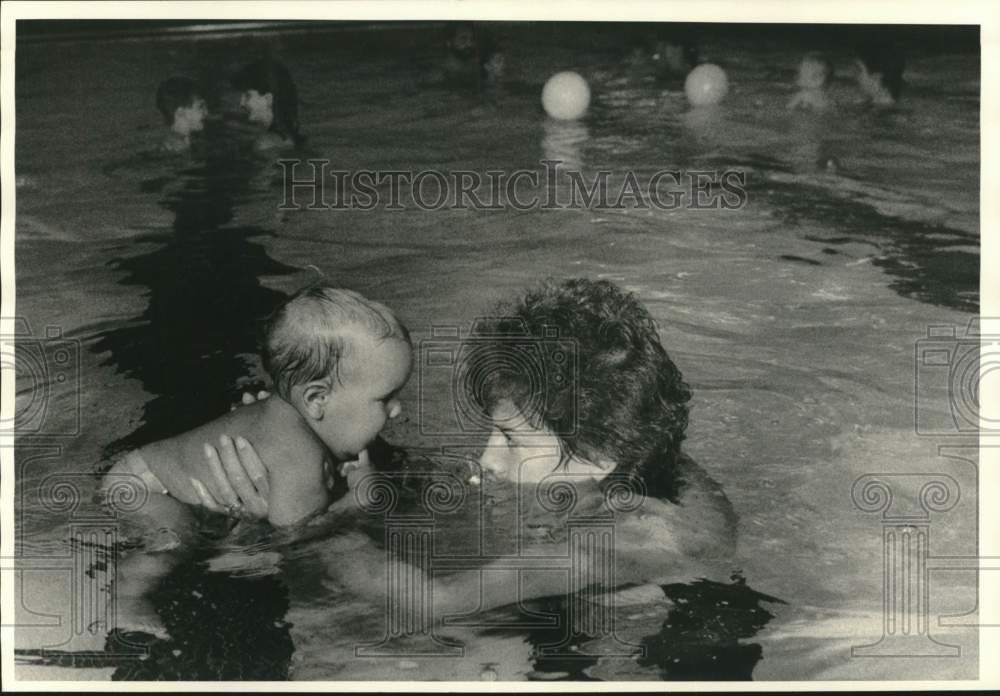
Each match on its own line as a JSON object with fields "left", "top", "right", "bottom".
{"left": 261, "top": 284, "right": 409, "bottom": 399}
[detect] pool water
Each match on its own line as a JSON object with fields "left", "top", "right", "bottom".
{"left": 13, "top": 22, "right": 980, "bottom": 681}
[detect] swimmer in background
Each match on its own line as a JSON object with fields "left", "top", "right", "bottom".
{"left": 231, "top": 58, "right": 303, "bottom": 149}
{"left": 99, "top": 284, "right": 411, "bottom": 635}
{"left": 854, "top": 43, "right": 905, "bottom": 106}
{"left": 627, "top": 25, "right": 700, "bottom": 82}
{"left": 787, "top": 53, "right": 834, "bottom": 111}
{"left": 155, "top": 77, "right": 209, "bottom": 152}
{"left": 443, "top": 22, "right": 505, "bottom": 88}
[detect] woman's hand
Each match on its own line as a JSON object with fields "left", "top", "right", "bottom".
{"left": 230, "top": 389, "right": 271, "bottom": 411}
{"left": 193, "top": 435, "right": 270, "bottom": 519}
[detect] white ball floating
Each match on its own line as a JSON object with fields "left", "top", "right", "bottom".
{"left": 684, "top": 63, "right": 729, "bottom": 107}
{"left": 542, "top": 71, "right": 591, "bottom": 120}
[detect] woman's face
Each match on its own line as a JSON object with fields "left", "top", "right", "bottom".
{"left": 477, "top": 399, "right": 614, "bottom": 485}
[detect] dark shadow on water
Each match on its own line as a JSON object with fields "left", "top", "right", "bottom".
{"left": 509, "top": 578, "right": 783, "bottom": 681}
{"left": 92, "top": 130, "right": 298, "bottom": 461}
{"left": 639, "top": 578, "right": 784, "bottom": 680}
{"left": 109, "top": 558, "right": 294, "bottom": 680}
{"left": 758, "top": 179, "right": 979, "bottom": 313}
{"left": 14, "top": 555, "right": 295, "bottom": 680}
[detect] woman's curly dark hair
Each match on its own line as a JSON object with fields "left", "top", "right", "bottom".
{"left": 464, "top": 278, "right": 692, "bottom": 495}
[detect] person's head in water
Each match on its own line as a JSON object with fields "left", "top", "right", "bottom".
{"left": 650, "top": 39, "right": 699, "bottom": 77}
{"left": 447, "top": 23, "right": 478, "bottom": 60}
{"left": 156, "top": 77, "right": 208, "bottom": 145}
{"left": 855, "top": 44, "right": 904, "bottom": 106}
{"left": 444, "top": 22, "right": 504, "bottom": 85}
{"left": 232, "top": 58, "right": 301, "bottom": 145}
{"left": 787, "top": 53, "right": 834, "bottom": 111}
{"left": 797, "top": 53, "right": 833, "bottom": 91}
{"left": 628, "top": 25, "right": 699, "bottom": 79}
{"left": 464, "top": 278, "right": 692, "bottom": 495}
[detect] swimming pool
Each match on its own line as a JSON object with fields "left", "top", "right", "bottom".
{"left": 12, "top": 21, "right": 980, "bottom": 681}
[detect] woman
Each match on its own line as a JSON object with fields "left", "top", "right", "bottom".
{"left": 194, "top": 278, "right": 736, "bottom": 611}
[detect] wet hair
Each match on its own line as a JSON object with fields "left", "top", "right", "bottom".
{"left": 464, "top": 278, "right": 692, "bottom": 494}
{"left": 857, "top": 43, "right": 905, "bottom": 101}
{"left": 231, "top": 58, "right": 301, "bottom": 145}
{"left": 261, "top": 283, "right": 410, "bottom": 400}
{"left": 156, "top": 77, "right": 201, "bottom": 125}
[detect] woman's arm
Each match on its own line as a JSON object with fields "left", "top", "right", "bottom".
{"left": 201, "top": 439, "right": 736, "bottom": 616}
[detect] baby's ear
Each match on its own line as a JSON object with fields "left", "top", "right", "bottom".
{"left": 301, "top": 379, "right": 332, "bottom": 419}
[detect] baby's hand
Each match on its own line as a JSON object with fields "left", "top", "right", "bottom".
{"left": 339, "top": 449, "right": 373, "bottom": 491}
{"left": 328, "top": 450, "right": 373, "bottom": 512}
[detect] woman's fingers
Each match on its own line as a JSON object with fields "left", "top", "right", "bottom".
{"left": 230, "top": 436, "right": 270, "bottom": 513}
{"left": 232, "top": 389, "right": 270, "bottom": 411}
{"left": 189, "top": 476, "right": 225, "bottom": 514}
{"left": 234, "top": 436, "right": 270, "bottom": 498}
{"left": 215, "top": 435, "right": 268, "bottom": 519}
{"left": 197, "top": 439, "right": 269, "bottom": 519}
{"left": 202, "top": 440, "right": 240, "bottom": 510}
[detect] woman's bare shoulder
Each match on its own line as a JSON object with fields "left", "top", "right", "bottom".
{"left": 673, "top": 453, "right": 738, "bottom": 555}
{"left": 618, "top": 454, "right": 737, "bottom": 559}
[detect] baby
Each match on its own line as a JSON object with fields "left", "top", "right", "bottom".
{"left": 787, "top": 53, "right": 833, "bottom": 111}
{"left": 103, "top": 283, "right": 411, "bottom": 527}
{"left": 156, "top": 77, "right": 208, "bottom": 152}
{"left": 100, "top": 284, "right": 411, "bottom": 633}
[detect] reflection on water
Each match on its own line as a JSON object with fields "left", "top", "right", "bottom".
{"left": 542, "top": 119, "right": 589, "bottom": 170}
{"left": 92, "top": 132, "right": 298, "bottom": 459}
